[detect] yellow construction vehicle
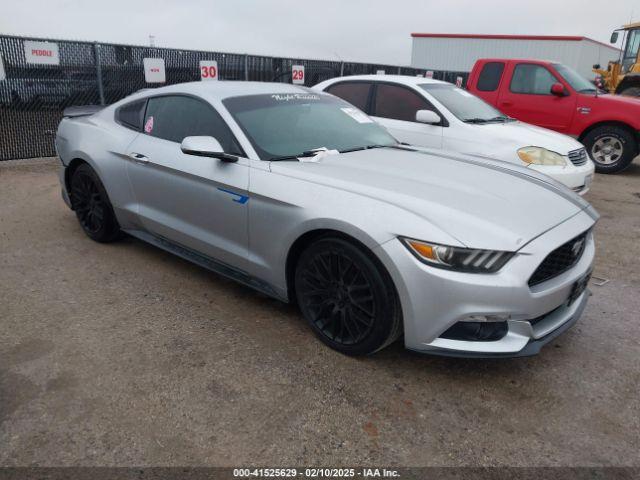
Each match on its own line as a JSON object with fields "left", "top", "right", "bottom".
{"left": 594, "top": 22, "right": 640, "bottom": 97}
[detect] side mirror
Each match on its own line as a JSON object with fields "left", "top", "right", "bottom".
{"left": 610, "top": 31, "right": 619, "bottom": 44}
{"left": 415, "top": 109, "right": 441, "bottom": 124}
{"left": 550, "top": 83, "right": 566, "bottom": 97}
{"left": 180, "top": 136, "right": 238, "bottom": 162}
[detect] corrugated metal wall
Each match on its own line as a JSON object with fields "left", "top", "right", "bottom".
{"left": 411, "top": 37, "right": 620, "bottom": 78}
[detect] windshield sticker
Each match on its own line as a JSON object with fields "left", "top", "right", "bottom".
{"left": 144, "top": 116, "right": 154, "bottom": 133}
{"left": 340, "top": 107, "right": 374, "bottom": 124}
{"left": 271, "top": 93, "right": 320, "bottom": 102}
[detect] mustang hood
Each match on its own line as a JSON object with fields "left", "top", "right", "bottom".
{"left": 270, "top": 147, "right": 597, "bottom": 251}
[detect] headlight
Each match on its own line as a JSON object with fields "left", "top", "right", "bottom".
{"left": 517, "top": 146, "right": 566, "bottom": 166}
{"left": 400, "top": 238, "right": 514, "bottom": 273}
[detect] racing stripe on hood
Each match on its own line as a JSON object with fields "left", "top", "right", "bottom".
{"left": 399, "top": 146, "right": 599, "bottom": 222}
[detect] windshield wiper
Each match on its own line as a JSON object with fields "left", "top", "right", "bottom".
{"left": 269, "top": 149, "right": 328, "bottom": 161}
{"left": 339, "top": 144, "right": 389, "bottom": 153}
{"left": 463, "top": 116, "right": 511, "bottom": 124}
{"left": 462, "top": 117, "right": 491, "bottom": 124}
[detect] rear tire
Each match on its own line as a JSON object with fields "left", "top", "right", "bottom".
{"left": 294, "top": 237, "right": 402, "bottom": 356}
{"left": 70, "top": 163, "right": 121, "bottom": 243}
{"left": 619, "top": 86, "right": 640, "bottom": 97}
{"left": 582, "top": 126, "right": 637, "bottom": 174}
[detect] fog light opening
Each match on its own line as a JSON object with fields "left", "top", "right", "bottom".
{"left": 440, "top": 321, "right": 508, "bottom": 342}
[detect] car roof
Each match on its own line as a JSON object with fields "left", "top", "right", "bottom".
{"left": 133, "top": 81, "right": 313, "bottom": 101}
{"left": 319, "top": 74, "right": 449, "bottom": 87}
{"left": 476, "top": 58, "right": 558, "bottom": 65}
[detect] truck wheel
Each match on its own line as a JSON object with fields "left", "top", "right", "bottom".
{"left": 619, "top": 87, "right": 640, "bottom": 97}
{"left": 582, "top": 126, "right": 637, "bottom": 174}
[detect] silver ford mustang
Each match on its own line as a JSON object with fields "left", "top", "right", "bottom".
{"left": 55, "top": 81, "right": 598, "bottom": 357}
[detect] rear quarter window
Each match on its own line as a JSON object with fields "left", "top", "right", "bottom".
{"left": 476, "top": 62, "right": 505, "bottom": 92}
{"left": 116, "top": 99, "right": 146, "bottom": 131}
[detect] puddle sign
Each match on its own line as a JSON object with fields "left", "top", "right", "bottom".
{"left": 456, "top": 76, "right": 464, "bottom": 87}
{"left": 0, "top": 54, "right": 5, "bottom": 81}
{"left": 24, "top": 40, "right": 60, "bottom": 65}
{"left": 199, "top": 60, "right": 219, "bottom": 81}
{"left": 292, "top": 65, "right": 305, "bottom": 84}
{"left": 143, "top": 58, "right": 166, "bottom": 83}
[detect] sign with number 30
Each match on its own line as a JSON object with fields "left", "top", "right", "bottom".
{"left": 200, "top": 60, "right": 219, "bottom": 81}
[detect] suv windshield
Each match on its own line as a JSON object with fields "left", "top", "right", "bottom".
{"left": 223, "top": 92, "right": 397, "bottom": 160}
{"left": 553, "top": 63, "right": 598, "bottom": 93}
{"left": 419, "top": 83, "right": 512, "bottom": 123}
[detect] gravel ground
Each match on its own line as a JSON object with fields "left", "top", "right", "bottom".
{"left": 1, "top": 158, "right": 639, "bottom": 467}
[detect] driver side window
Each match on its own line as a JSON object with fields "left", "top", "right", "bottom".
{"left": 373, "top": 84, "right": 432, "bottom": 122}
{"left": 144, "top": 95, "right": 243, "bottom": 155}
{"left": 510, "top": 64, "right": 558, "bottom": 95}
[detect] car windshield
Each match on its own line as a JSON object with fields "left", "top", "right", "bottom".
{"left": 553, "top": 63, "right": 598, "bottom": 93}
{"left": 419, "top": 83, "right": 512, "bottom": 123}
{"left": 222, "top": 92, "right": 397, "bottom": 160}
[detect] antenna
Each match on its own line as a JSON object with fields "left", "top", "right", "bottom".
{"left": 149, "top": 35, "right": 156, "bottom": 47}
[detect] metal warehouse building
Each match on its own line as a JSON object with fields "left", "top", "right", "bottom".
{"left": 411, "top": 34, "right": 621, "bottom": 78}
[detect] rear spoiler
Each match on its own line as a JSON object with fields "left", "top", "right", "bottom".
{"left": 62, "top": 105, "right": 105, "bottom": 118}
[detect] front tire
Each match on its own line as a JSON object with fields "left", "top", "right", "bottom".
{"left": 582, "top": 126, "right": 637, "bottom": 174}
{"left": 70, "top": 163, "right": 121, "bottom": 242}
{"left": 294, "top": 237, "right": 402, "bottom": 355}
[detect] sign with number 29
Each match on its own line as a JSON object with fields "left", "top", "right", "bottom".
{"left": 292, "top": 65, "right": 305, "bottom": 84}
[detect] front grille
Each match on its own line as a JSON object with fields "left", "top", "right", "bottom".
{"left": 568, "top": 148, "right": 588, "bottom": 166}
{"left": 528, "top": 230, "right": 589, "bottom": 287}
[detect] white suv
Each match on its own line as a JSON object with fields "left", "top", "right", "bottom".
{"left": 314, "top": 75, "right": 595, "bottom": 194}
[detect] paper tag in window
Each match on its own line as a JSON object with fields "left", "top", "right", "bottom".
{"left": 0, "top": 54, "right": 5, "bottom": 81}
{"left": 341, "top": 107, "right": 373, "bottom": 124}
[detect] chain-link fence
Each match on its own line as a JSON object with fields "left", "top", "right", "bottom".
{"left": 0, "top": 34, "right": 469, "bottom": 160}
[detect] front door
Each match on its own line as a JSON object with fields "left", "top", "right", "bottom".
{"left": 126, "top": 94, "right": 250, "bottom": 267}
{"left": 497, "top": 63, "right": 576, "bottom": 133}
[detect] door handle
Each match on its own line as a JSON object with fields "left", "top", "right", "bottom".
{"left": 500, "top": 101, "right": 513, "bottom": 107}
{"left": 128, "top": 152, "right": 149, "bottom": 164}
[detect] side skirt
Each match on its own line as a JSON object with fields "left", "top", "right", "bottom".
{"left": 124, "top": 229, "right": 288, "bottom": 303}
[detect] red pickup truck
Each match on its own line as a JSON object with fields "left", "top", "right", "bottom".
{"left": 467, "top": 58, "right": 640, "bottom": 173}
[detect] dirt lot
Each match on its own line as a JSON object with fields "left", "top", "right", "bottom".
{"left": 1, "top": 158, "right": 639, "bottom": 467}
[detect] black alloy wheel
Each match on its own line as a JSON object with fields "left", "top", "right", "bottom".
{"left": 295, "top": 237, "right": 402, "bottom": 355}
{"left": 70, "top": 163, "right": 121, "bottom": 242}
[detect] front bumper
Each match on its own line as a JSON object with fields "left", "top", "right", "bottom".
{"left": 374, "top": 210, "right": 595, "bottom": 357}
{"left": 529, "top": 161, "right": 595, "bottom": 195}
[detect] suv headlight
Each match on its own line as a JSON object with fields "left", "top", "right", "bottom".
{"left": 517, "top": 146, "right": 566, "bottom": 166}
{"left": 400, "top": 238, "right": 514, "bottom": 273}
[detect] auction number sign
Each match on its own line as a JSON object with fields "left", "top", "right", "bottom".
{"left": 292, "top": 65, "right": 305, "bottom": 84}
{"left": 456, "top": 76, "right": 463, "bottom": 87}
{"left": 143, "top": 58, "right": 166, "bottom": 83}
{"left": 200, "top": 60, "right": 219, "bottom": 81}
